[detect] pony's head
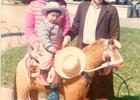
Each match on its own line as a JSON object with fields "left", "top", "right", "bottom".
{"left": 83, "top": 38, "right": 123, "bottom": 75}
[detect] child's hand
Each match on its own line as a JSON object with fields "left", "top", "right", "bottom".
{"left": 51, "top": 48, "right": 57, "bottom": 55}
{"left": 62, "top": 35, "right": 71, "bottom": 48}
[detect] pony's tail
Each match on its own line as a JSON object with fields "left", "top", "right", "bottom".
{"left": 12, "top": 74, "right": 17, "bottom": 100}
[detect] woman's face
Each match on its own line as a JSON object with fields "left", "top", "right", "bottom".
{"left": 93, "top": 0, "right": 103, "bottom": 5}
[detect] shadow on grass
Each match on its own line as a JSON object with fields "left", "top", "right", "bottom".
{"left": 115, "top": 96, "right": 140, "bottom": 100}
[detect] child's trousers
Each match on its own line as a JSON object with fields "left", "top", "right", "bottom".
{"left": 48, "top": 88, "right": 59, "bottom": 100}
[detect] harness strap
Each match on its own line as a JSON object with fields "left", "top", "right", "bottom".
{"left": 81, "top": 71, "right": 92, "bottom": 82}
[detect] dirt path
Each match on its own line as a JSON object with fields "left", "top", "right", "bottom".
{"left": 0, "top": 87, "right": 13, "bottom": 100}
{"left": 0, "top": 87, "right": 48, "bottom": 100}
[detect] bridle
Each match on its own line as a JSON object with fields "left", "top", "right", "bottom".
{"left": 81, "top": 40, "right": 123, "bottom": 82}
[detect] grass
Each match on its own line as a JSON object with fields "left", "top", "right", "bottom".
{"left": 1, "top": 28, "right": 140, "bottom": 99}
{"left": 113, "top": 28, "right": 140, "bottom": 97}
{"left": 1, "top": 45, "right": 27, "bottom": 88}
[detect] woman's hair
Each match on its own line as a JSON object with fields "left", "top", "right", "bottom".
{"left": 50, "top": 0, "right": 67, "bottom": 6}
{"left": 83, "top": 0, "right": 91, "bottom": 1}
{"left": 20, "top": 0, "right": 35, "bottom": 4}
{"left": 21, "top": 0, "right": 67, "bottom": 5}
{"left": 48, "top": 0, "right": 67, "bottom": 6}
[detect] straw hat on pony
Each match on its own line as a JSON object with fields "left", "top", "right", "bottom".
{"left": 54, "top": 47, "right": 86, "bottom": 79}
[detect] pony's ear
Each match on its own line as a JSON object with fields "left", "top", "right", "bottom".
{"left": 108, "top": 38, "right": 121, "bottom": 48}
{"left": 113, "top": 39, "right": 121, "bottom": 48}
{"left": 108, "top": 38, "right": 114, "bottom": 45}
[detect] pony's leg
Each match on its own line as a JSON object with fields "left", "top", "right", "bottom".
{"left": 16, "top": 80, "right": 30, "bottom": 100}
{"left": 16, "top": 88, "right": 29, "bottom": 100}
{"left": 29, "top": 89, "right": 38, "bottom": 100}
{"left": 16, "top": 59, "right": 30, "bottom": 100}
{"left": 13, "top": 78, "right": 29, "bottom": 100}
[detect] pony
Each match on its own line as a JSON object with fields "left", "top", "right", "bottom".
{"left": 13, "top": 38, "right": 123, "bottom": 100}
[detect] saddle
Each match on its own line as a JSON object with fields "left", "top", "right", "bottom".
{"left": 25, "top": 53, "right": 59, "bottom": 88}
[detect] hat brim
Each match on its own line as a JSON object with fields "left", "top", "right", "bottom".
{"left": 54, "top": 47, "right": 86, "bottom": 79}
{"left": 42, "top": 7, "right": 65, "bottom": 15}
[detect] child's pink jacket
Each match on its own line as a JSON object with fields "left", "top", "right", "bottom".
{"left": 24, "top": 0, "right": 71, "bottom": 45}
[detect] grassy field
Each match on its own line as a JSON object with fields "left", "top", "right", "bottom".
{"left": 1, "top": 28, "right": 140, "bottom": 99}
{"left": 113, "top": 28, "right": 140, "bottom": 99}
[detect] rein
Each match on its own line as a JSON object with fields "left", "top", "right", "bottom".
{"left": 84, "top": 60, "right": 123, "bottom": 73}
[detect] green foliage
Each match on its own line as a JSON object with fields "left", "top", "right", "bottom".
{"left": 1, "top": 45, "right": 27, "bottom": 87}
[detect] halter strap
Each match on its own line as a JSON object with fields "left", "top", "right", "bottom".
{"left": 81, "top": 71, "right": 92, "bottom": 82}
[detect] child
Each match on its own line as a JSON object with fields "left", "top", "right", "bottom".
{"left": 37, "top": 1, "right": 66, "bottom": 69}
{"left": 37, "top": 2, "right": 67, "bottom": 100}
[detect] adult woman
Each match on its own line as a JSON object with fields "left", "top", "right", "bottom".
{"left": 64, "top": 0, "right": 120, "bottom": 99}
{"left": 23, "top": 0, "right": 71, "bottom": 100}
{"left": 24, "top": 0, "right": 71, "bottom": 53}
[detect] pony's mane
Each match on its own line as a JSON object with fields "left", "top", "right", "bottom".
{"left": 82, "top": 39, "right": 106, "bottom": 69}
{"left": 82, "top": 39, "right": 105, "bottom": 53}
